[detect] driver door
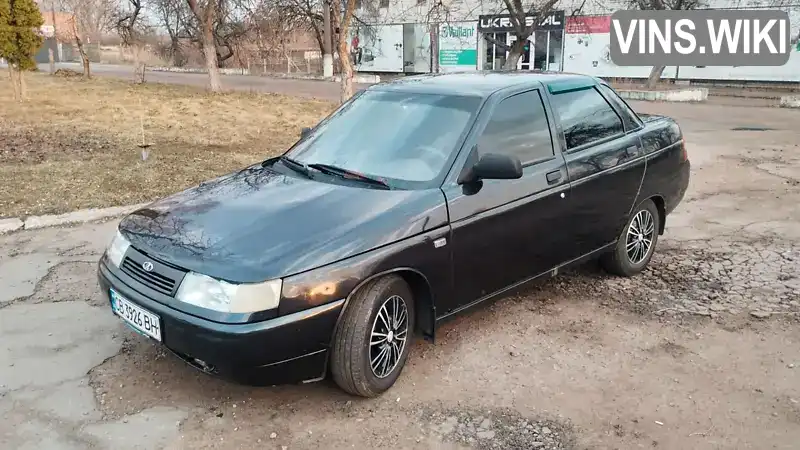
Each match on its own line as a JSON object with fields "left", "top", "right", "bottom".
{"left": 439, "top": 89, "right": 572, "bottom": 316}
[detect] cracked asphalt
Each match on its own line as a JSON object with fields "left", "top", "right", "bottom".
{"left": 1, "top": 98, "right": 799, "bottom": 450}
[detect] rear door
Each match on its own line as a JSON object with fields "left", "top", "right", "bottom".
{"left": 440, "top": 88, "right": 572, "bottom": 316}
{"left": 548, "top": 84, "right": 646, "bottom": 259}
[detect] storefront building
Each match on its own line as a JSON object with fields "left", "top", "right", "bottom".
{"left": 476, "top": 11, "right": 566, "bottom": 71}
{"left": 353, "top": 0, "right": 799, "bottom": 82}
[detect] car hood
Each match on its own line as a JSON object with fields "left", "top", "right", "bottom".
{"left": 118, "top": 164, "right": 448, "bottom": 283}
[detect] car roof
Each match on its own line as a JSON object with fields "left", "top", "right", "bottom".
{"left": 367, "top": 71, "right": 599, "bottom": 97}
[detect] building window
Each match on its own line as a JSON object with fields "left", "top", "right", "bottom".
{"left": 416, "top": 0, "right": 426, "bottom": 5}
{"left": 379, "top": 0, "right": 389, "bottom": 8}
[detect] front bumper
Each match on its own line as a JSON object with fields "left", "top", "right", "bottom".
{"left": 97, "top": 261, "right": 344, "bottom": 386}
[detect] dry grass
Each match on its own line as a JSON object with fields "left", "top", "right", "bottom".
{"left": 0, "top": 69, "right": 335, "bottom": 218}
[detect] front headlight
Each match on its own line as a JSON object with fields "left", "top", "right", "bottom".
{"left": 105, "top": 230, "right": 131, "bottom": 268}
{"left": 175, "top": 272, "right": 283, "bottom": 314}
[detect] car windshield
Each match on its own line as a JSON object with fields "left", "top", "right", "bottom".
{"left": 284, "top": 90, "right": 481, "bottom": 188}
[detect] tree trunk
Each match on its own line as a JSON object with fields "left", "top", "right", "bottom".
{"left": 73, "top": 23, "right": 91, "bottom": 79}
{"left": 646, "top": 65, "right": 666, "bottom": 89}
{"left": 170, "top": 37, "right": 184, "bottom": 66}
{"left": 48, "top": 47, "right": 55, "bottom": 74}
{"left": 202, "top": 29, "right": 222, "bottom": 92}
{"left": 201, "top": 14, "right": 221, "bottom": 92}
{"left": 132, "top": 44, "right": 144, "bottom": 83}
{"left": 80, "top": 51, "right": 91, "bottom": 78}
{"left": 332, "top": 0, "right": 356, "bottom": 101}
{"left": 338, "top": 35, "right": 353, "bottom": 101}
{"left": 9, "top": 66, "right": 20, "bottom": 102}
{"left": 19, "top": 70, "right": 26, "bottom": 100}
{"left": 502, "top": 37, "right": 527, "bottom": 70}
{"left": 322, "top": 1, "right": 333, "bottom": 78}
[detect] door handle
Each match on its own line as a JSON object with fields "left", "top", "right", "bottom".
{"left": 625, "top": 146, "right": 639, "bottom": 157}
{"left": 546, "top": 170, "right": 562, "bottom": 184}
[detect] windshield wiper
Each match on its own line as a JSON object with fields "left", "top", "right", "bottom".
{"left": 279, "top": 156, "right": 313, "bottom": 179}
{"left": 307, "top": 163, "right": 390, "bottom": 190}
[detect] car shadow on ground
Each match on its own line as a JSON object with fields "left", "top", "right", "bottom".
{"left": 88, "top": 259, "right": 615, "bottom": 417}
{"left": 88, "top": 332, "right": 356, "bottom": 418}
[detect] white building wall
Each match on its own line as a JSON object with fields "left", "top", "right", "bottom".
{"left": 357, "top": 0, "right": 624, "bottom": 23}
{"left": 356, "top": 0, "right": 800, "bottom": 82}
{"left": 359, "top": 0, "right": 798, "bottom": 24}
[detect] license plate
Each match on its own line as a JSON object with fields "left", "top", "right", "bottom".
{"left": 110, "top": 289, "right": 162, "bottom": 342}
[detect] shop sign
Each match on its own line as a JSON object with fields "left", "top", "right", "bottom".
{"left": 438, "top": 22, "right": 478, "bottom": 71}
{"left": 478, "top": 11, "right": 565, "bottom": 32}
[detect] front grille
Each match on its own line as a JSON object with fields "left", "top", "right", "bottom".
{"left": 120, "top": 248, "right": 186, "bottom": 296}
{"left": 121, "top": 258, "right": 176, "bottom": 295}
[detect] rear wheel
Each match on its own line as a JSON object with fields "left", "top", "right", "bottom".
{"left": 330, "top": 275, "right": 414, "bottom": 397}
{"left": 601, "top": 199, "right": 660, "bottom": 277}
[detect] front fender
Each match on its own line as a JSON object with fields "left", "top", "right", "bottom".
{"left": 278, "top": 227, "right": 452, "bottom": 332}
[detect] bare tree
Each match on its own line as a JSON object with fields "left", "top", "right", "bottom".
{"left": 627, "top": 0, "right": 702, "bottom": 88}
{"left": 186, "top": 0, "right": 223, "bottom": 91}
{"left": 115, "top": 0, "right": 147, "bottom": 82}
{"left": 207, "top": 1, "right": 249, "bottom": 67}
{"left": 330, "top": 0, "right": 357, "bottom": 101}
{"left": 248, "top": 0, "right": 304, "bottom": 71}
{"left": 152, "top": 0, "right": 190, "bottom": 65}
{"left": 272, "top": 0, "right": 326, "bottom": 53}
{"left": 59, "top": 0, "right": 113, "bottom": 77}
{"left": 79, "top": 0, "right": 114, "bottom": 41}
{"left": 70, "top": 15, "right": 91, "bottom": 76}
{"left": 153, "top": 0, "right": 251, "bottom": 70}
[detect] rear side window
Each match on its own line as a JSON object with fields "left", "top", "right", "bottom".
{"left": 477, "top": 90, "right": 554, "bottom": 165}
{"left": 552, "top": 87, "right": 624, "bottom": 150}
{"left": 598, "top": 84, "right": 643, "bottom": 130}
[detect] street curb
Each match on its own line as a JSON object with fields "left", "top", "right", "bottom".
{"left": 617, "top": 88, "right": 709, "bottom": 102}
{"left": 0, "top": 218, "right": 24, "bottom": 234}
{"left": 0, "top": 203, "right": 148, "bottom": 234}
{"left": 780, "top": 95, "right": 800, "bottom": 108}
{"left": 148, "top": 66, "right": 251, "bottom": 76}
{"left": 257, "top": 72, "right": 382, "bottom": 84}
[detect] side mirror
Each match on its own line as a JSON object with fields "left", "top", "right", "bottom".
{"left": 300, "top": 127, "right": 312, "bottom": 138}
{"left": 462, "top": 153, "right": 523, "bottom": 183}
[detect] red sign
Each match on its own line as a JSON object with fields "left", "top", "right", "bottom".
{"left": 565, "top": 15, "right": 611, "bottom": 34}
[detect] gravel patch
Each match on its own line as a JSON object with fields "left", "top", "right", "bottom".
{"left": 424, "top": 407, "right": 574, "bottom": 450}
{"left": 549, "top": 238, "right": 799, "bottom": 317}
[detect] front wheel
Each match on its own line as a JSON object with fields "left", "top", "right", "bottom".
{"left": 330, "top": 275, "right": 415, "bottom": 397}
{"left": 601, "top": 199, "right": 660, "bottom": 277}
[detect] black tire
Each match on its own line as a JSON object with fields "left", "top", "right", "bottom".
{"left": 601, "top": 199, "right": 660, "bottom": 277}
{"left": 330, "top": 275, "right": 415, "bottom": 397}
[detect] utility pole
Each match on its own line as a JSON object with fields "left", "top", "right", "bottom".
{"left": 322, "top": 0, "right": 333, "bottom": 78}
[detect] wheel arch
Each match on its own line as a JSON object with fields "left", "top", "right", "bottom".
{"left": 332, "top": 267, "right": 436, "bottom": 344}
{"left": 644, "top": 194, "right": 667, "bottom": 235}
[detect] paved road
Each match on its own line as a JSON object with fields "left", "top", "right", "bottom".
{"left": 40, "top": 62, "right": 366, "bottom": 102}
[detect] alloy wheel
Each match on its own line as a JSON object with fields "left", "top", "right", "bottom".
{"left": 369, "top": 295, "right": 409, "bottom": 379}
{"left": 626, "top": 209, "right": 655, "bottom": 265}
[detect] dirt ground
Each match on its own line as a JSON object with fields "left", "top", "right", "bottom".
{"left": 1, "top": 97, "right": 799, "bottom": 450}
{"left": 0, "top": 70, "right": 334, "bottom": 218}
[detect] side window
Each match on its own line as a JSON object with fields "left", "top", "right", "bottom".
{"left": 598, "top": 84, "right": 643, "bottom": 130}
{"left": 477, "top": 90, "right": 554, "bottom": 166}
{"left": 552, "top": 87, "right": 624, "bottom": 150}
